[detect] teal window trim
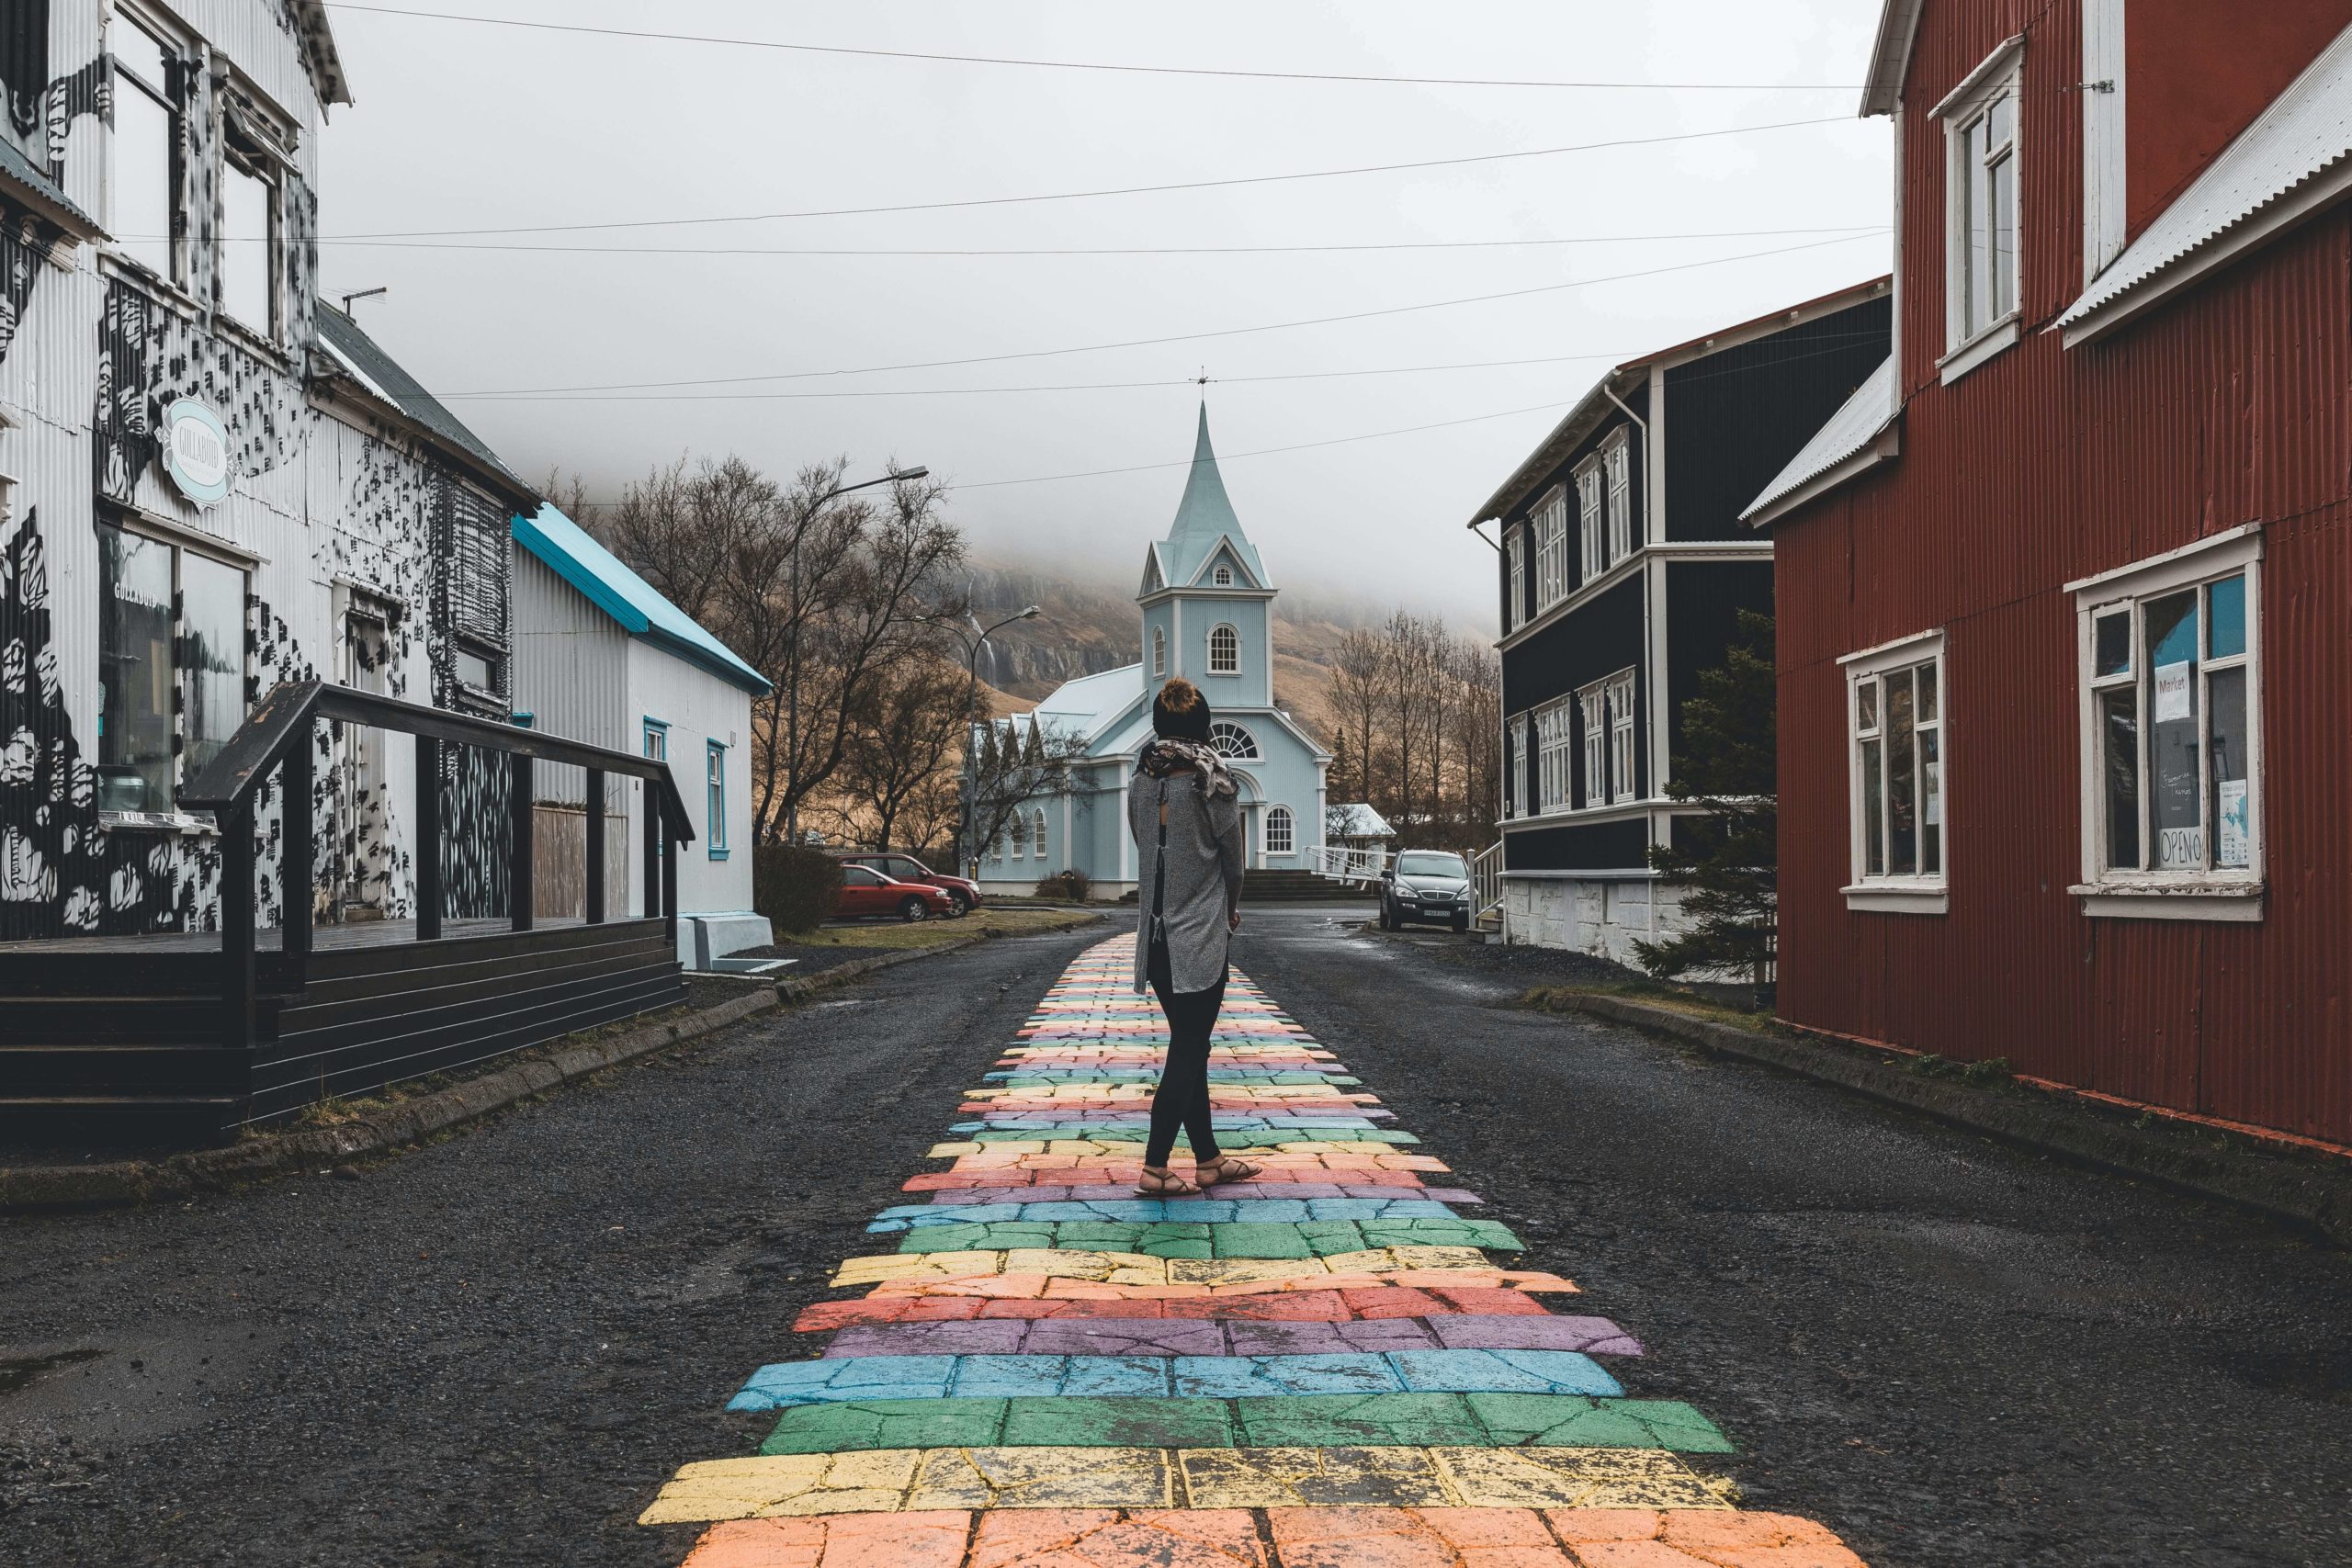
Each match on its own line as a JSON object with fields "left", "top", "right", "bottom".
{"left": 706, "top": 739, "right": 729, "bottom": 859}
{"left": 642, "top": 715, "right": 668, "bottom": 763}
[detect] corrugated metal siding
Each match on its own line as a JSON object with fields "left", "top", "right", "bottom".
{"left": 1777, "top": 0, "right": 2352, "bottom": 1144}
{"left": 511, "top": 549, "right": 629, "bottom": 809}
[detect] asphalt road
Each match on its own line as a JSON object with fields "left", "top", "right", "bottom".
{"left": 3, "top": 906, "right": 2347, "bottom": 1566}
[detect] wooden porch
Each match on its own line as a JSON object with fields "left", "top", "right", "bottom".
{"left": 0, "top": 682, "right": 695, "bottom": 1142}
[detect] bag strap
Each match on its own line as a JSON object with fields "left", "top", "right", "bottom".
{"left": 1149, "top": 777, "right": 1170, "bottom": 944}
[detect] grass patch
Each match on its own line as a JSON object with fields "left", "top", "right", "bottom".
{"left": 801, "top": 906, "right": 1095, "bottom": 951}
{"left": 1521, "top": 981, "right": 1773, "bottom": 1030}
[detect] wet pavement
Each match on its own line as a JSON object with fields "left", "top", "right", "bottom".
{"left": 3, "top": 906, "right": 2347, "bottom": 1566}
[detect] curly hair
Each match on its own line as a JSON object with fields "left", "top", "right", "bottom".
{"left": 1158, "top": 676, "right": 1204, "bottom": 713}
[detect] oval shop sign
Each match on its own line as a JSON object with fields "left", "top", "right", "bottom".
{"left": 161, "top": 397, "right": 232, "bottom": 507}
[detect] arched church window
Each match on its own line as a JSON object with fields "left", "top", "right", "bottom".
{"left": 1265, "top": 805, "right": 1295, "bottom": 855}
{"left": 1214, "top": 565, "right": 1234, "bottom": 586}
{"left": 1208, "top": 624, "right": 1240, "bottom": 674}
{"left": 1034, "top": 807, "right": 1049, "bottom": 863}
{"left": 1151, "top": 626, "right": 1166, "bottom": 677}
{"left": 1208, "top": 720, "right": 1258, "bottom": 760}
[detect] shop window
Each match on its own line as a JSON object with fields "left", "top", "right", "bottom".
{"left": 96, "top": 520, "right": 245, "bottom": 819}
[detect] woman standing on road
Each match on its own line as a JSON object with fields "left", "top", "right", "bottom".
{"left": 1128, "top": 676, "right": 1259, "bottom": 1197}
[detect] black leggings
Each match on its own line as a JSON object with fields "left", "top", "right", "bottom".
{"left": 1145, "top": 937, "right": 1227, "bottom": 1168}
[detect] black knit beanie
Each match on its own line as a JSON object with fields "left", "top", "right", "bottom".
{"left": 1152, "top": 676, "right": 1213, "bottom": 742}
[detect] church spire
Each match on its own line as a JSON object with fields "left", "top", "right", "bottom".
{"left": 1167, "top": 401, "right": 1243, "bottom": 545}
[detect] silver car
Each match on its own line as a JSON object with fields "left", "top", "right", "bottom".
{"left": 1378, "top": 851, "right": 1473, "bottom": 933}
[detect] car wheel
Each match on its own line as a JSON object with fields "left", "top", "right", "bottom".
{"left": 947, "top": 889, "right": 972, "bottom": 918}
{"left": 1378, "top": 901, "right": 1394, "bottom": 931}
{"left": 899, "top": 896, "right": 929, "bottom": 922}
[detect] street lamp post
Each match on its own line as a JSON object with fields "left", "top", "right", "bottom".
{"left": 950, "top": 606, "right": 1040, "bottom": 876}
{"left": 781, "top": 465, "right": 927, "bottom": 846}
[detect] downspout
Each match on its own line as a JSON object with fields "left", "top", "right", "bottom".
{"left": 1601, "top": 377, "right": 1665, "bottom": 958}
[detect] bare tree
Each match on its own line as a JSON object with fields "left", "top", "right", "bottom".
{"left": 830, "top": 651, "right": 967, "bottom": 852}
{"left": 1329, "top": 626, "right": 1387, "bottom": 805}
{"left": 592, "top": 456, "right": 967, "bottom": 844}
{"left": 964, "top": 716, "right": 1088, "bottom": 874}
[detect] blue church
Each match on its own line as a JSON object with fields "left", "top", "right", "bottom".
{"left": 975, "top": 409, "right": 1331, "bottom": 897}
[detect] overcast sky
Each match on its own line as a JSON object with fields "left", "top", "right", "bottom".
{"left": 314, "top": 1, "right": 1893, "bottom": 623}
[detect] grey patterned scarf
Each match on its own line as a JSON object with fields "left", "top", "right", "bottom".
{"left": 1137, "top": 736, "right": 1238, "bottom": 800}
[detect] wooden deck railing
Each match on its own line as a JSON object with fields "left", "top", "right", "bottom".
{"left": 179, "top": 680, "right": 695, "bottom": 1049}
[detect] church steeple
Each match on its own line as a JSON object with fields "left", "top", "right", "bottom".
{"left": 1148, "top": 402, "right": 1269, "bottom": 593}
{"left": 1168, "top": 402, "right": 1242, "bottom": 547}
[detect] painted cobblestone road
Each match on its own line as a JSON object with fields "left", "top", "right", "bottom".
{"left": 640, "top": 936, "right": 1871, "bottom": 1566}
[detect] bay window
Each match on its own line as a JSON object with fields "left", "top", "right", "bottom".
{"left": 96, "top": 520, "right": 246, "bottom": 821}
{"left": 1534, "top": 697, "right": 1573, "bottom": 813}
{"left": 2073, "top": 534, "right": 2262, "bottom": 919}
{"left": 1509, "top": 714, "right": 1530, "bottom": 818}
{"left": 1576, "top": 461, "right": 1605, "bottom": 583}
{"left": 1604, "top": 432, "right": 1634, "bottom": 565}
{"left": 1843, "top": 631, "right": 1946, "bottom": 911}
{"left": 1607, "top": 670, "right": 1637, "bottom": 803}
{"left": 1577, "top": 684, "right": 1606, "bottom": 807}
{"left": 1532, "top": 491, "right": 1567, "bottom": 610}
{"left": 1505, "top": 529, "right": 1525, "bottom": 632}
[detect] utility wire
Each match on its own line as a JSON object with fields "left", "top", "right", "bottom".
{"left": 319, "top": 222, "right": 1887, "bottom": 259}
{"left": 330, "top": 117, "right": 1853, "bottom": 240}
{"left": 445, "top": 331, "right": 1891, "bottom": 404}
{"left": 321, "top": 4, "right": 1865, "bottom": 92}
{"left": 442, "top": 233, "right": 1886, "bottom": 397}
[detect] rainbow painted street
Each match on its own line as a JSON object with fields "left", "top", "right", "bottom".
{"left": 640, "top": 934, "right": 1870, "bottom": 1565}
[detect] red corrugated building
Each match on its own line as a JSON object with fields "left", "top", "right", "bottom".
{"left": 1746, "top": 0, "right": 2352, "bottom": 1145}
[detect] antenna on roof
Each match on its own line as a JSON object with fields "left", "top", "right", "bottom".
{"left": 339, "top": 286, "right": 389, "bottom": 315}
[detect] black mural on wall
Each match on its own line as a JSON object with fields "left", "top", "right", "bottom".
{"left": 0, "top": 507, "right": 220, "bottom": 939}
{"left": 0, "top": 0, "right": 49, "bottom": 144}
{"left": 0, "top": 11, "right": 516, "bottom": 942}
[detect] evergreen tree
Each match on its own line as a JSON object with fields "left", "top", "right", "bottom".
{"left": 1632, "top": 611, "right": 1776, "bottom": 1000}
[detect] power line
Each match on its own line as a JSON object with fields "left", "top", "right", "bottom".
{"left": 440, "top": 234, "right": 1887, "bottom": 397}
{"left": 444, "top": 332, "right": 1891, "bottom": 404}
{"left": 321, "top": 4, "right": 1865, "bottom": 92}
{"left": 320, "top": 222, "right": 1887, "bottom": 260}
{"left": 330, "top": 117, "right": 1852, "bottom": 240}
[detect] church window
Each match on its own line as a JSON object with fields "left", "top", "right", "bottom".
{"left": 1034, "top": 807, "right": 1049, "bottom": 864}
{"left": 1208, "top": 624, "right": 1240, "bottom": 674}
{"left": 1151, "top": 626, "right": 1166, "bottom": 677}
{"left": 1266, "top": 806, "right": 1295, "bottom": 855}
{"left": 1214, "top": 564, "right": 1234, "bottom": 586}
{"left": 1208, "top": 720, "right": 1258, "bottom": 760}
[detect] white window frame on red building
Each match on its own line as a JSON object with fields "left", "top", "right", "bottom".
{"left": 1840, "top": 628, "right": 1949, "bottom": 914}
{"left": 1936, "top": 36, "right": 2025, "bottom": 384}
{"left": 2068, "top": 527, "right": 2265, "bottom": 922}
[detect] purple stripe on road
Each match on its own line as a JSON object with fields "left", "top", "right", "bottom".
{"left": 921, "top": 1183, "right": 1482, "bottom": 1205}
{"left": 817, "top": 1314, "right": 1642, "bottom": 1360}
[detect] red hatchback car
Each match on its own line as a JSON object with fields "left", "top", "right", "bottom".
{"left": 831, "top": 852, "right": 984, "bottom": 918}
{"left": 831, "top": 863, "right": 956, "bottom": 923}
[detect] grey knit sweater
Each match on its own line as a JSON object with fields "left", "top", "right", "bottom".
{"left": 1127, "top": 768, "right": 1246, "bottom": 995}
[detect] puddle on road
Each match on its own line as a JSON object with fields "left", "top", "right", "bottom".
{"left": 0, "top": 1348, "right": 104, "bottom": 1397}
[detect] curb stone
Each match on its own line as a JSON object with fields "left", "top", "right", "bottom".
{"left": 0, "top": 912, "right": 1107, "bottom": 1216}
{"left": 1555, "top": 992, "right": 2352, "bottom": 1247}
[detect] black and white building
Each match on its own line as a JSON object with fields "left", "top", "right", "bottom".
{"left": 1476, "top": 279, "right": 1893, "bottom": 961}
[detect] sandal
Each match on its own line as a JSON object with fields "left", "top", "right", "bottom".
{"left": 1194, "top": 1154, "right": 1262, "bottom": 1187}
{"left": 1135, "top": 1166, "right": 1202, "bottom": 1196}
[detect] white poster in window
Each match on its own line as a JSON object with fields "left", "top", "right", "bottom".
{"left": 1923, "top": 760, "right": 1941, "bottom": 825}
{"left": 2218, "top": 778, "right": 2250, "bottom": 867}
{"left": 2157, "top": 825, "right": 2204, "bottom": 870}
{"left": 2153, "top": 660, "right": 2193, "bottom": 723}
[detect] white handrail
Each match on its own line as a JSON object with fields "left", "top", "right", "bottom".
{"left": 1309, "top": 844, "right": 1386, "bottom": 881}
{"left": 1470, "top": 841, "right": 1505, "bottom": 920}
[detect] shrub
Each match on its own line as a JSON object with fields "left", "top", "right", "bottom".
{"left": 754, "top": 844, "right": 843, "bottom": 935}
{"left": 1035, "top": 868, "right": 1091, "bottom": 902}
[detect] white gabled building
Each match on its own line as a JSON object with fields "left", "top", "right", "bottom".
{"left": 509, "top": 504, "right": 772, "bottom": 967}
